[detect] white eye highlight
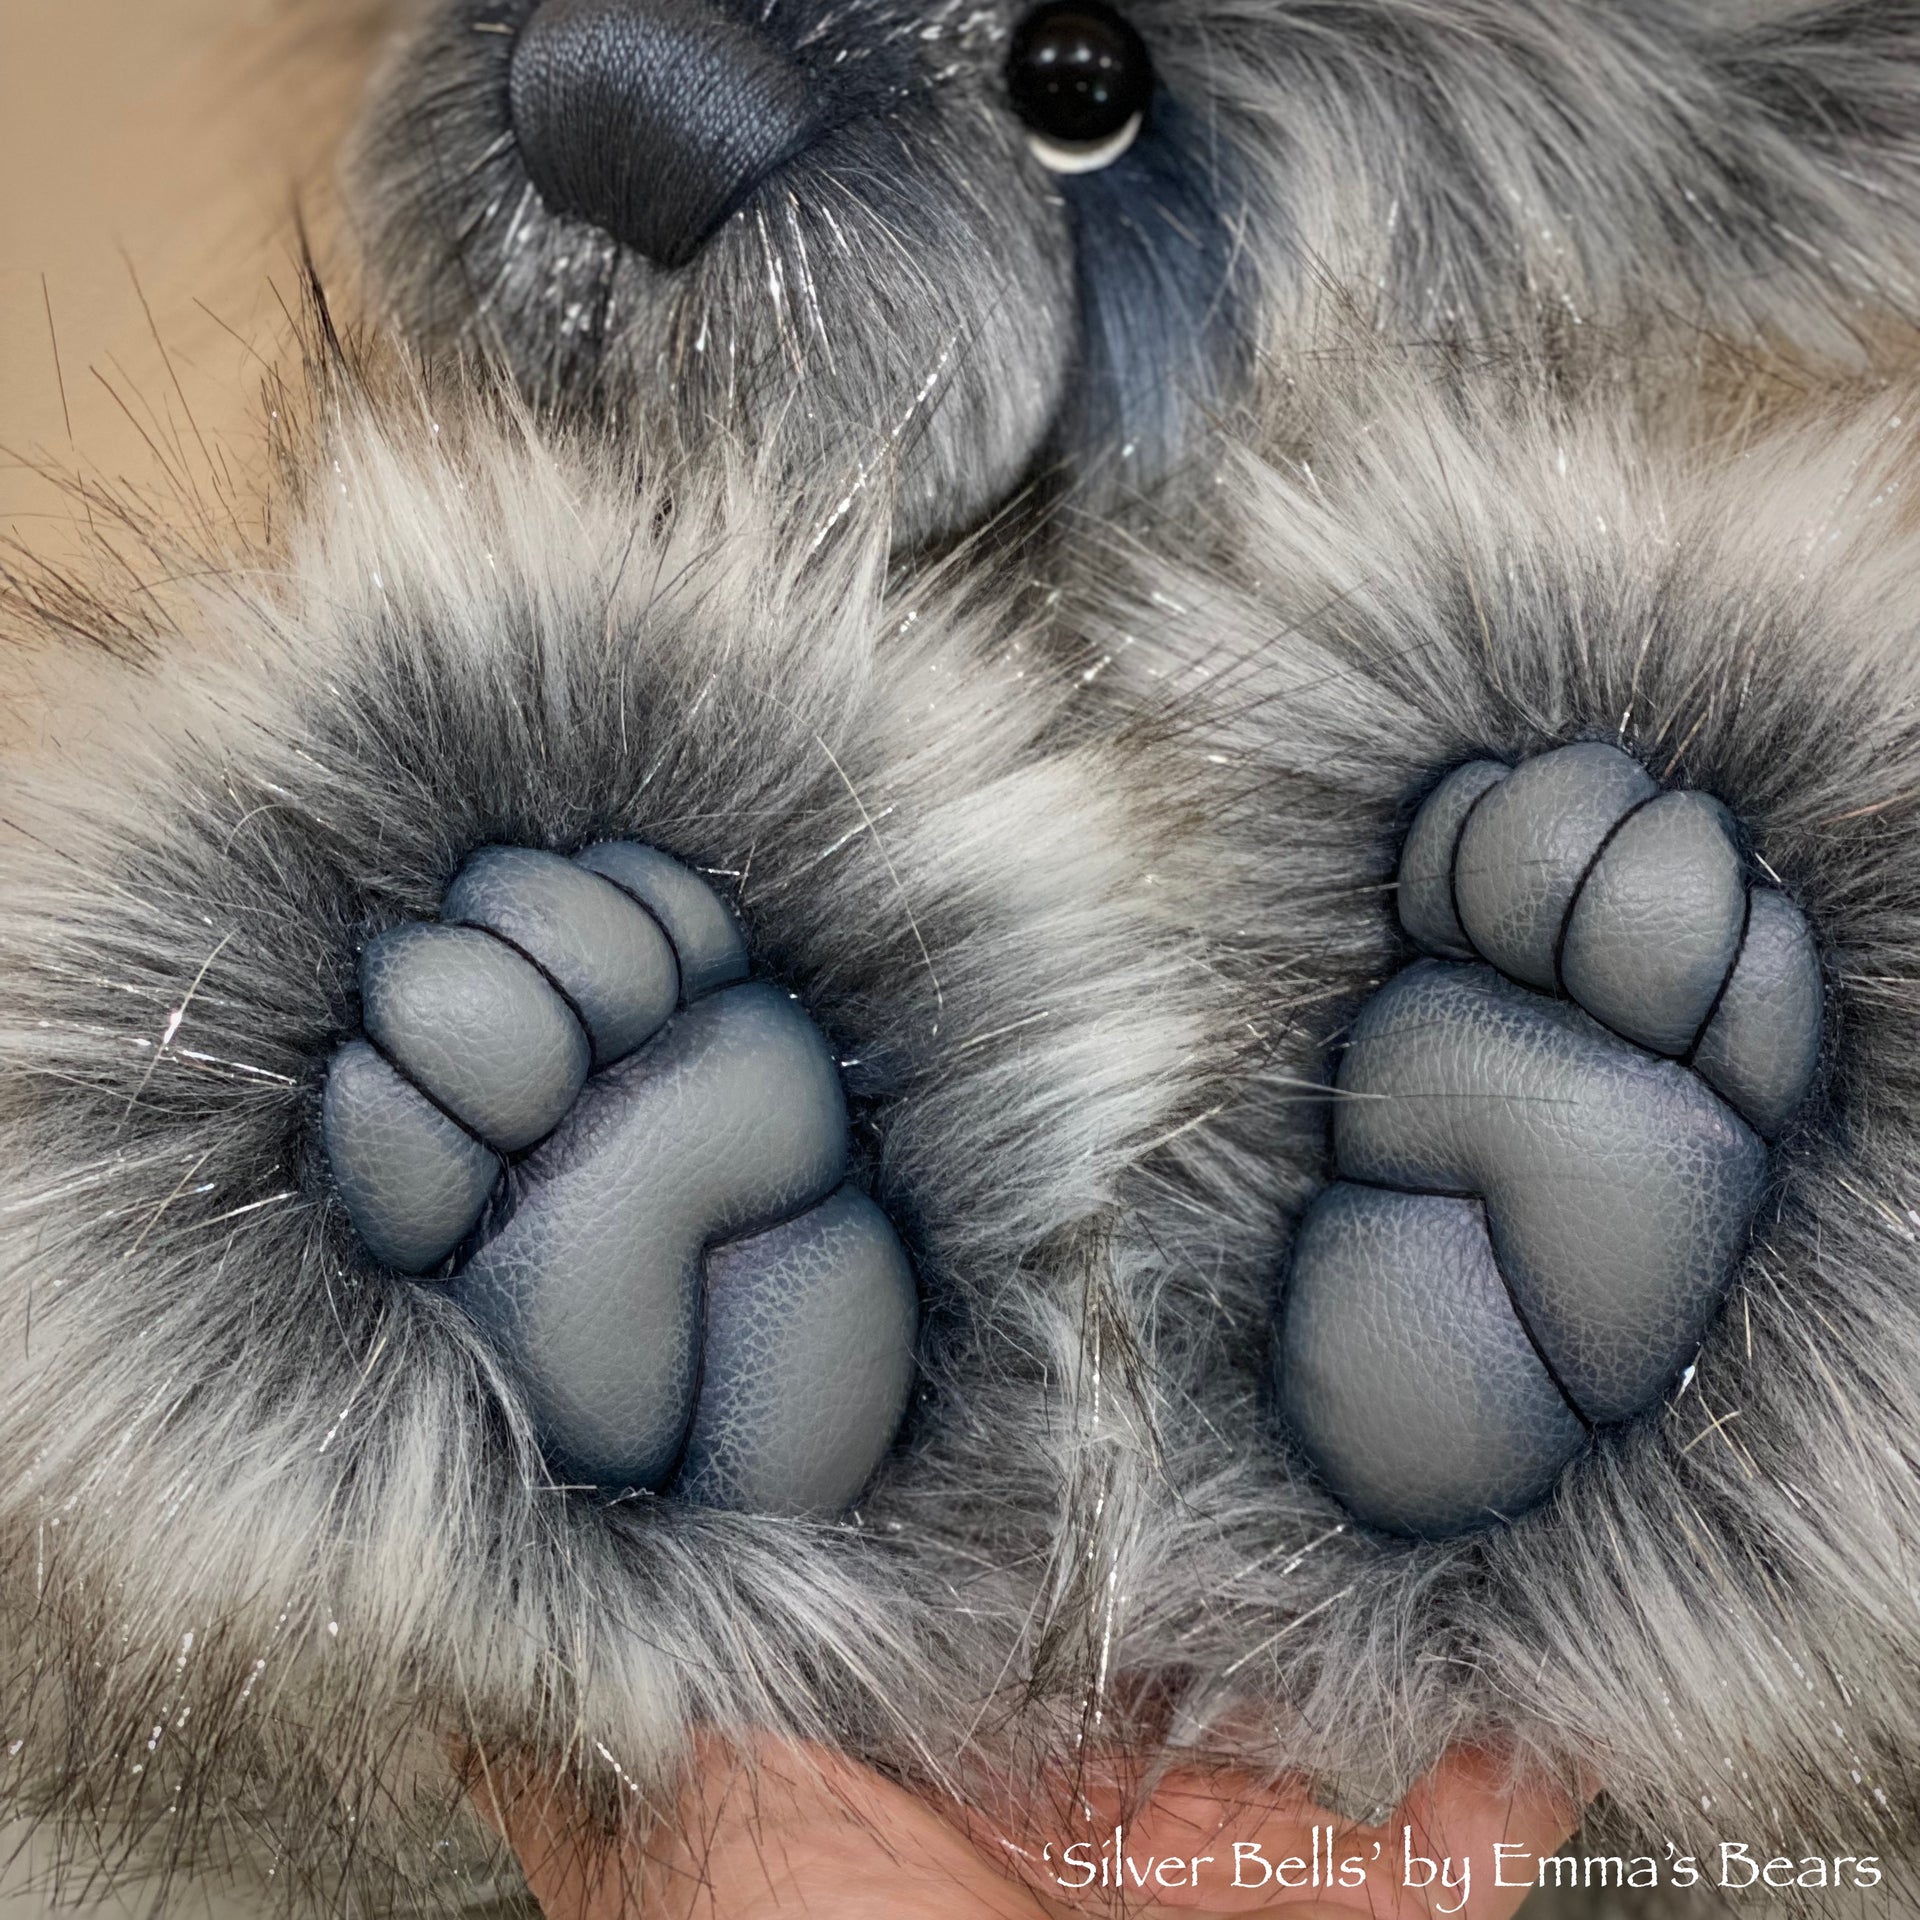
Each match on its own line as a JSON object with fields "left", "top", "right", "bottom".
{"left": 1025, "top": 112, "right": 1142, "bottom": 174}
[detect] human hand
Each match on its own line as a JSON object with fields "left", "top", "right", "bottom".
{"left": 481, "top": 1734, "right": 1585, "bottom": 1920}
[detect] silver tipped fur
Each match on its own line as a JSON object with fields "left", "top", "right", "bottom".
{"left": 0, "top": 334, "right": 1222, "bottom": 1914}
{"left": 1085, "top": 367, "right": 1920, "bottom": 1890}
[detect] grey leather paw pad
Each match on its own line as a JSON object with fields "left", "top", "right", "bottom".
{"left": 1275, "top": 742, "right": 1822, "bottom": 1540}
{"left": 321, "top": 844, "right": 917, "bottom": 1517}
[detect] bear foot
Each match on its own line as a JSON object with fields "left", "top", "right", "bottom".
{"left": 322, "top": 844, "right": 918, "bottom": 1517}
{"left": 1275, "top": 743, "right": 1822, "bottom": 1539}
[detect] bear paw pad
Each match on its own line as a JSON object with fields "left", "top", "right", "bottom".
{"left": 322, "top": 844, "right": 917, "bottom": 1517}
{"left": 1275, "top": 742, "right": 1821, "bottom": 1539}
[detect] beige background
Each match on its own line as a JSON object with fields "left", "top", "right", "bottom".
{"left": 0, "top": 0, "right": 372, "bottom": 562}
{"left": 0, "top": 5, "right": 371, "bottom": 1910}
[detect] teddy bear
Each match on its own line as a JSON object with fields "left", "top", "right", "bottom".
{"left": 8, "top": 0, "right": 1920, "bottom": 1912}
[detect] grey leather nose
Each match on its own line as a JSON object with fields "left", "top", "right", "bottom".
{"left": 509, "top": 0, "right": 824, "bottom": 270}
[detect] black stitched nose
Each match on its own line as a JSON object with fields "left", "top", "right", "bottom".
{"left": 509, "top": 0, "right": 825, "bottom": 270}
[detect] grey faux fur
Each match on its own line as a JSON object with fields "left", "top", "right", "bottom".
{"left": 0, "top": 341, "right": 1222, "bottom": 1913}
{"left": 12, "top": 1, "right": 1920, "bottom": 1911}
{"left": 1085, "top": 364, "right": 1920, "bottom": 1894}
{"left": 343, "top": 0, "right": 1920, "bottom": 549}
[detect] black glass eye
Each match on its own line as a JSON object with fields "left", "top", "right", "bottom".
{"left": 1007, "top": 0, "right": 1153, "bottom": 156}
